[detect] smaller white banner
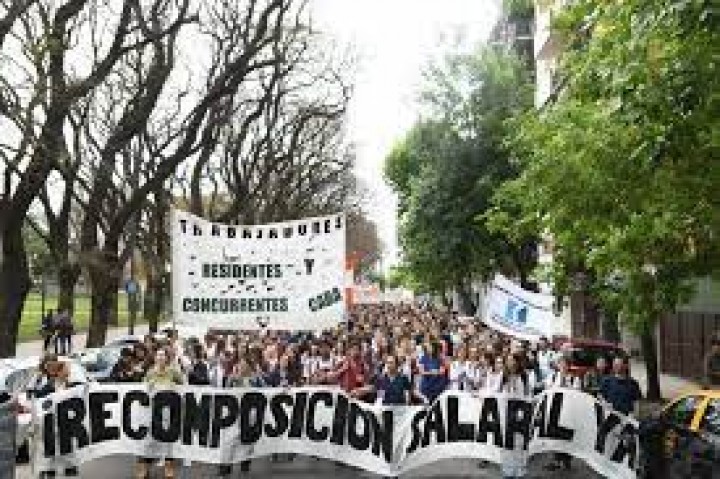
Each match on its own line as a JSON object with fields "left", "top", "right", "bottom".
{"left": 482, "top": 275, "right": 567, "bottom": 341}
{"left": 171, "top": 210, "right": 346, "bottom": 331}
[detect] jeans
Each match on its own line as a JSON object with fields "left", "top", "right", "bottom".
{"left": 55, "top": 335, "right": 72, "bottom": 355}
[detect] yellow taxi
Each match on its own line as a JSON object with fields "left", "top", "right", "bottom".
{"left": 640, "top": 389, "right": 720, "bottom": 479}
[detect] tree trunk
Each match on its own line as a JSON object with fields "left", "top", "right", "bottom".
{"left": 86, "top": 247, "right": 121, "bottom": 348}
{"left": 640, "top": 324, "right": 662, "bottom": 401}
{"left": 56, "top": 262, "right": 81, "bottom": 315}
{"left": 602, "top": 310, "right": 621, "bottom": 343}
{"left": 153, "top": 184, "right": 168, "bottom": 334}
{"left": 143, "top": 267, "right": 161, "bottom": 333}
{"left": 0, "top": 228, "right": 30, "bottom": 357}
{"left": 456, "top": 282, "right": 477, "bottom": 316}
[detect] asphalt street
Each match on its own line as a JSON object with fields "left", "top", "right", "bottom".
{"left": 17, "top": 454, "right": 600, "bottom": 478}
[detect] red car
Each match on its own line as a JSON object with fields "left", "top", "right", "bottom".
{"left": 557, "top": 338, "right": 629, "bottom": 377}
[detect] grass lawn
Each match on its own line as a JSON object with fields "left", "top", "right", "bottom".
{"left": 19, "top": 292, "right": 146, "bottom": 343}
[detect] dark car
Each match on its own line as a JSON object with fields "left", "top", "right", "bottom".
{"left": 639, "top": 390, "right": 720, "bottom": 479}
{"left": 557, "top": 338, "right": 628, "bottom": 378}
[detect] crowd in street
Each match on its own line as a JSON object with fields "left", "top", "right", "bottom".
{"left": 32, "top": 303, "right": 645, "bottom": 479}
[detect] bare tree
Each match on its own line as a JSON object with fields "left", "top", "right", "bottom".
{"left": 78, "top": 0, "right": 320, "bottom": 346}
{"left": 0, "top": 0, "right": 191, "bottom": 356}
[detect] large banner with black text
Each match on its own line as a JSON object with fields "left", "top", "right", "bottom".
{"left": 33, "top": 385, "right": 638, "bottom": 478}
{"left": 171, "top": 210, "right": 346, "bottom": 330}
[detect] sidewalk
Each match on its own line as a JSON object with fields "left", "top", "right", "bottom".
{"left": 15, "top": 324, "right": 150, "bottom": 358}
{"left": 630, "top": 358, "right": 702, "bottom": 403}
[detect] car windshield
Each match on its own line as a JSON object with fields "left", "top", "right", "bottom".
{"left": 569, "top": 347, "right": 624, "bottom": 367}
{"left": 82, "top": 349, "right": 120, "bottom": 372}
{"left": 4, "top": 367, "right": 35, "bottom": 393}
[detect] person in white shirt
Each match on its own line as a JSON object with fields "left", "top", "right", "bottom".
{"left": 544, "top": 355, "right": 579, "bottom": 472}
{"left": 302, "top": 344, "right": 321, "bottom": 383}
{"left": 448, "top": 347, "right": 467, "bottom": 391}
{"left": 485, "top": 354, "right": 505, "bottom": 393}
{"left": 209, "top": 350, "right": 236, "bottom": 388}
{"left": 498, "top": 353, "right": 531, "bottom": 478}
{"left": 312, "top": 342, "right": 336, "bottom": 385}
{"left": 465, "top": 347, "right": 487, "bottom": 392}
{"left": 545, "top": 355, "right": 581, "bottom": 390}
{"left": 536, "top": 337, "right": 556, "bottom": 384}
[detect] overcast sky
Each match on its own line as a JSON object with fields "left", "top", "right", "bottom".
{"left": 311, "top": 0, "right": 500, "bottom": 268}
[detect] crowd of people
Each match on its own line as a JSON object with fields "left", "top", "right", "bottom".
{"left": 33, "top": 303, "right": 644, "bottom": 479}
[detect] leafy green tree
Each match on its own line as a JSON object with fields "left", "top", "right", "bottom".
{"left": 385, "top": 47, "right": 536, "bottom": 308}
{"left": 497, "top": 0, "right": 720, "bottom": 399}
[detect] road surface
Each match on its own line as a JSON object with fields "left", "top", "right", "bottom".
{"left": 17, "top": 454, "right": 599, "bottom": 478}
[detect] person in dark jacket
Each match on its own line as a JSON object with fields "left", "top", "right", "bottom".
{"left": 187, "top": 343, "right": 210, "bottom": 386}
{"left": 375, "top": 355, "right": 411, "bottom": 405}
{"left": 600, "top": 357, "right": 642, "bottom": 416}
{"left": 40, "top": 310, "right": 55, "bottom": 352}
{"left": 54, "top": 309, "right": 74, "bottom": 355}
{"left": 109, "top": 348, "right": 138, "bottom": 382}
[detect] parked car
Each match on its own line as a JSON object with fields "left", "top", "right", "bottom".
{"left": 72, "top": 346, "right": 124, "bottom": 382}
{"left": 556, "top": 338, "right": 628, "bottom": 378}
{"left": 0, "top": 356, "right": 88, "bottom": 463}
{"left": 105, "top": 334, "right": 143, "bottom": 348}
{"left": 640, "top": 390, "right": 720, "bottom": 479}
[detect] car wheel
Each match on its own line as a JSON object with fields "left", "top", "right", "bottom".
{"left": 16, "top": 441, "right": 30, "bottom": 463}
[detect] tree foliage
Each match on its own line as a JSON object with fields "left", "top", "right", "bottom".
{"left": 384, "top": 47, "right": 535, "bottom": 304}
{"left": 497, "top": 0, "right": 720, "bottom": 398}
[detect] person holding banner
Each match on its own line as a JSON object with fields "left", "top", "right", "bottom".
{"left": 498, "top": 353, "right": 531, "bottom": 478}
{"left": 582, "top": 356, "right": 609, "bottom": 397}
{"left": 330, "top": 341, "right": 374, "bottom": 401}
{"left": 448, "top": 346, "right": 467, "bottom": 391}
{"left": 374, "top": 355, "right": 412, "bottom": 405}
{"left": 600, "top": 357, "right": 642, "bottom": 416}
{"left": 485, "top": 354, "right": 504, "bottom": 393}
{"left": 418, "top": 342, "right": 448, "bottom": 404}
{"left": 35, "top": 354, "right": 79, "bottom": 478}
{"left": 544, "top": 355, "right": 580, "bottom": 472}
{"left": 136, "top": 348, "right": 184, "bottom": 479}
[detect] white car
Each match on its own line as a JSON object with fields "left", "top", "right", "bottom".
{"left": 104, "top": 334, "right": 143, "bottom": 348}
{"left": 0, "top": 356, "right": 89, "bottom": 463}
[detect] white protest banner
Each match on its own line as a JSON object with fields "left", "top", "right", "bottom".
{"left": 530, "top": 388, "right": 640, "bottom": 479}
{"left": 482, "top": 274, "right": 567, "bottom": 341}
{"left": 33, "top": 385, "right": 638, "bottom": 478}
{"left": 172, "top": 210, "right": 346, "bottom": 331}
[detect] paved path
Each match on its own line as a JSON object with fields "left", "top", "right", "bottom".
{"left": 629, "top": 358, "right": 701, "bottom": 401}
{"left": 16, "top": 454, "right": 599, "bottom": 479}
{"left": 15, "top": 325, "right": 150, "bottom": 359}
